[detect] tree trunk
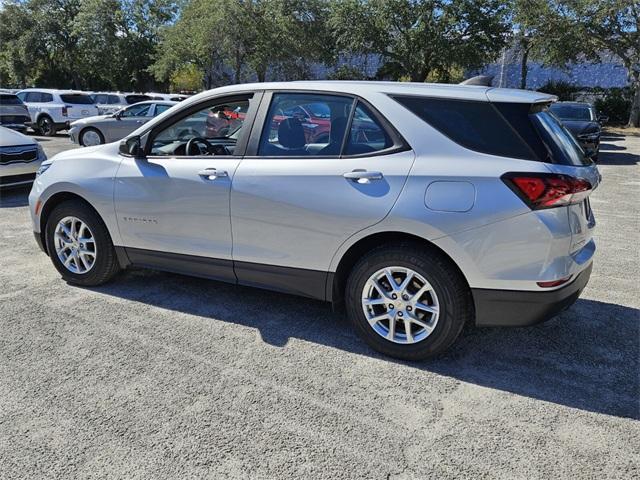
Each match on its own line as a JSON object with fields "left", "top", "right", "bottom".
{"left": 628, "top": 75, "right": 640, "bottom": 128}
{"left": 520, "top": 47, "right": 530, "bottom": 90}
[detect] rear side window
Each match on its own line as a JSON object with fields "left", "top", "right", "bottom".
{"left": 93, "top": 94, "right": 107, "bottom": 104}
{"left": 108, "top": 95, "right": 121, "bottom": 104}
{"left": 346, "top": 102, "right": 393, "bottom": 155}
{"left": 0, "top": 94, "right": 22, "bottom": 105}
{"left": 394, "top": 96, "right": 535, "bottom": 160}
{"left": 60, "top": 94, "right": 94, "bottom": 104}
{"left": 25, "top": 92, "right": 42, "bottom": 102}
{"left": 154, "top": 104, "right": 172, "bottom": 115}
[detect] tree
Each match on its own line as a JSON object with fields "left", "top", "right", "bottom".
{"left": 329, "top": 0, "right": 510, "bottom": 82}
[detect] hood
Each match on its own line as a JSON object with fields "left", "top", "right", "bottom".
{"left": 71, "top": 114, "right": 113, "bottom": 126}
{"left": 560, "top": 120, "right": 600, "bottom": 136}
{"left": 0, "top": 125, "right": 37, "bottom": 147}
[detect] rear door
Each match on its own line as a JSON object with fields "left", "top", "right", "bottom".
{"left": 230, "top": 91, "right": 415, "bottom": 297}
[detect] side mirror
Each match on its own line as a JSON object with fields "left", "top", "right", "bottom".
{"left": 119, "top": 136, "right": 145, "bottom": 158}
{"left": 113, "top": 111, "right": 122, "bottom": 120}
{"left": 598, "top": 114, "right": 608, "bottom": 125}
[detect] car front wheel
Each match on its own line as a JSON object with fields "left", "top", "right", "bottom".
{"left": 45, "top": 200, "right": 120, "bottom": 286}
{"left": 80, "top": 127, "right": 104, "bottom": 146}
{"left": 345, "top": 244, "right": 472, "bottom": 360}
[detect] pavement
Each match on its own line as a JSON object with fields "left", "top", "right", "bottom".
{"left": 0, "top": 131, "right": 638, "bottom": 479}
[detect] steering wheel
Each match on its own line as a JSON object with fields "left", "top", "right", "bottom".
{"left": 185, "top": 137, "right": 213, "bottom": 156}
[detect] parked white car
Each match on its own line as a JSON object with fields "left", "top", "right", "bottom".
{"left": 16, "top": 89, "right": 99, "bottom": 136}
{"left": 0, "top": 126, "right": 47, "bottom": 188}
{"left": 90, "top": 92, "right": 151, "bottom": 115}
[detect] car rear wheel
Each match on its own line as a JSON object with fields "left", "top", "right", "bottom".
{"left": 345, "top": 244, "right": 472, "bottom": 360}
{"left": 45, "top": 200, "right": 120, "bottom": 286}
{"left": 37, "top": 115, "right": 55, "bottom": 136}
{"left": 80, "top": 127, "right": 104, "bottom": 146}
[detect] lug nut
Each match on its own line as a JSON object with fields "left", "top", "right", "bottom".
{"left": 392, "top": 293, "right": 397, "bottom": 299}
{"left": 398, "top": 312, "right": 403, "bottom": 317}
{"left": 402, "top": 294, "right": 409, "bottom": 301}
{"left": 388, "top": 304, "right": 394, "bottom": 309}
{"left": 407, "top": 306, "right": 413, "bottom": 311}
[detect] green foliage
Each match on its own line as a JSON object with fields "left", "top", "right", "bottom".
{"left": 0, "top": 0, "right": 178, "bottom": 90}
{"left": 329, "top": 0, "right": 510, "bottom": 82}
{"left": 538, "top": 81, "right": 580, "bottom": 101}
{"left": 170, "top": 64, "right": 203, "bottom": 92}
{"left": 327, "top": 65, "right": 369, "bottom": 81}
{"left": 594, "top": 89, "right": 633, "bottom": 125}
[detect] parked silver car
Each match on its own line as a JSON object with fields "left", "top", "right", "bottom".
{"left": 69, "top": 100, "right": 177, "bottom": 146}
{"left": 28, "top": 81, "right": 599, "bottom": 360}
{"left": 0, "top": 126, "right": 47, "bottom": 188}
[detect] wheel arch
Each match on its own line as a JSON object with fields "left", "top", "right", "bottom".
{"left": 38, "top": 192, "right": 100, "bottom": 255}
{"left": 328, "top": 231, "right": 471, "bottom": 309}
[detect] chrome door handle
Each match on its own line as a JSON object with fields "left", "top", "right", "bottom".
{"left": 198, "top": 168, "right": 229, "bottom": 180}
{"left": 343, "top": 169, "right": 384, "bottom": 184}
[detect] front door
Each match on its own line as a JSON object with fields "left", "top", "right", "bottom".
{"left": 230, "top": 92, "right": 415, "bottom": 298}
{"left": 114, "top": 93, "right": 259, "bottom": 282}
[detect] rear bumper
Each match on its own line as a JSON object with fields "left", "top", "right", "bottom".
{"left": 472, "top": 262, "right": 592, "bottom": 327}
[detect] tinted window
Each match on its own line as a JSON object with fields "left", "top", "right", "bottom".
{"left": 93, "top": 94, "right": 107, "bottom": 104}
{"left": 346, "top": 103, "right": 393, "bottom": 155}
{"left": 532, "top": 110, "right": 591, "bottom": 166}
{"left": 41, "top": 93, "right": 53, "bottom": 102}
{"left": 108, "top": 95, "right": 121, "bottom": 104}
{"left": 394, "top": 96, "right": 534, "bottom": 160}
{"left": 259, "top": 93, "right": 353, "bottom": 157}
{"left": 25, "top": 92, "right": 42, "bottom": 102}
{"left": 150, "top": 97, "right": 252, "bottom": 156}
{"left": 126, "top": 94, "right": 151, "bottom": 104}
{"left": 154, "top": 104, "right": 172, "bottom": 115}
{"left": 0, "top": 94, "right": 23, "bottom": 105}
{"left": 60, "top": 94, "right": 94, "bottom": 104}
{"left": 549, "top": 104, "right": 594, "bottom": 121}
{"left": 121, "top": 103, "right": 151, "bottom": 117}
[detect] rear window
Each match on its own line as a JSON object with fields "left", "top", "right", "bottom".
{"left": 0, "top": 94, "right": 23, "bottom": 105}
{"left": 394, "top": 96, "right": 535, "bottom": 160}
{"left": 531, "top": 109, "right": 592, "bottom": 166}
{"left": 126, "top": 95, "right": 151, "bottom": 104}
{"left": 549, "top": 104, "right": 594, "bottom": 121}
{"left": 60, "top": 94, "right": 94, "bottom": 104}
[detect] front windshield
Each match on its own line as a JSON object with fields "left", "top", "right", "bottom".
{"left": 533, "top": 110, "right": 591, "bottom": 166}
{"left": 549, "top": 104, "right": 594, "bottom": 121}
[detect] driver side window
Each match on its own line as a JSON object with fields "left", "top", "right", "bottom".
{"left": 149, "top": 98, "right": 251, "bottom": 157}
{"left": 121, "top": 103, "right": 151, "bottom": 117}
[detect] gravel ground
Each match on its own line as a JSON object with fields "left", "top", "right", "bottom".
{"left": 0, "top": 132, "right": 638, "bottom": 479}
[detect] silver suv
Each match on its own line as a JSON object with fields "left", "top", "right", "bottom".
{"left": 28, "top": 82, "right": 600, "bottom": 360}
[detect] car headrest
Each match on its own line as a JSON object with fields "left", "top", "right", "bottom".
{"left": 278, "top": 118, "right": 306, "bottom": 149}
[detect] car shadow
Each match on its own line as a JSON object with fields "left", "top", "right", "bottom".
{"left": 598, "top": 144, "right": 639, "bottom": 166}
{"left": 0, "top": 185, "right": 30, "bottom": 207}
{"left": 94, "top": 268, "right": 640, "bottom": 420}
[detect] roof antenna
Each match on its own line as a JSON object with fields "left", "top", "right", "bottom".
{"left": 460, "top": 75, "right": 495, "bottom": 86}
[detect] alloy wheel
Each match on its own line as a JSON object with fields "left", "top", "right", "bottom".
{"left": 81, "top": 129, "right": 102, "bottom": 146}
{"left": 53, "top": 216, "right": 97, "bottom": 274}
{"left": 361, "top": 266, "right": 439, "bottom": 344}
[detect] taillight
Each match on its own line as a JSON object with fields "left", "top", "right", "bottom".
{"left": 502, "top": 172, "right": 592, "bottom": 210}
{"left": 62, "top": 105, "right": 69, "bottom": 117}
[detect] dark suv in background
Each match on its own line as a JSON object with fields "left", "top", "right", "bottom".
{"left": 549, "top": 101, "right": 607, "bottom": 161}
{"left": 0, "top": 92, "right": 30, "bottom": 133}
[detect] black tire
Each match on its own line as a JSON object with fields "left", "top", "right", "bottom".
{"left": 37, "top": 115, "right": 56, "bottom": 136}
{"left": 345, "top": 243, "right": 472, "bottom": 361}
{"left": 79, "top": 127, "right": 105, "bottom": 146}
{"left": 45, "top": 200, "right": 120, "bottom": 286}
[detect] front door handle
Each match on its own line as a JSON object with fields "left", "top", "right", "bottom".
{"left": 343, "top": 169, "right": 384, "bottom": 184}
{"left": 198, "top": 168, "right": 229, "bottom": 180}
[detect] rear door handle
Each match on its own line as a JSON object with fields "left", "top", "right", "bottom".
{"left": 343, "top": 169, "right": 384, "bottom": 184}
{"left": 198, "top": 168, "right": 229, "bottom": 180}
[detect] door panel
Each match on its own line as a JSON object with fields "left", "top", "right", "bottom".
{"left": 114, "top": 156, "right": 240, "bottom": 262}
{"left": 230, "top": 150, "right": 415, "bottom": 272}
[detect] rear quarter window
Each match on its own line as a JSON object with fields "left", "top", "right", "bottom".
{"left": 60, "top": 94, "right": 94, "bottom": 104}
{"left": 393, "top": 96, "right": 536, "bottom": 160}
